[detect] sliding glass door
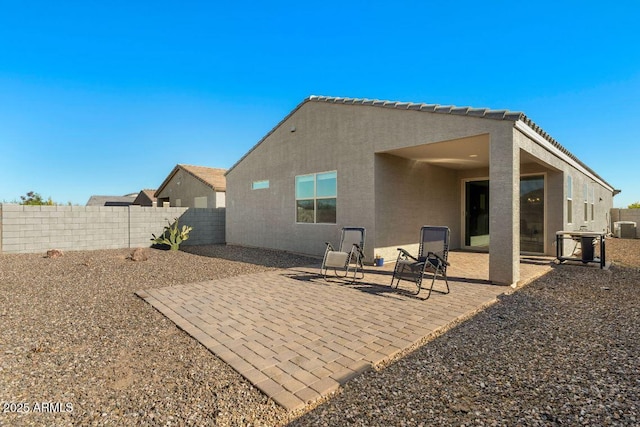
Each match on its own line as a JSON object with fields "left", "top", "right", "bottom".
{"left": 464, "top": 180, "right": 490, "bottom": 249}
{"left": 463, "top": 176, "right": 545, "bottom": 253}
{"left": 520, "top": 176, "right": 545, "bottom": 253}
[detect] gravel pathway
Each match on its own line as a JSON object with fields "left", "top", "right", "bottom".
{"left": 1, "top": 239, "right": 639, "bottom": 426}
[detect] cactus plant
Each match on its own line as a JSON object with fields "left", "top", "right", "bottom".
{"left": 151, "top": 218, "right": 193, "bottom": 251}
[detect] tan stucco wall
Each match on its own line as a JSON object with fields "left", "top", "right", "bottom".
{"left": 514, "top": 129, "right": 614, "bottom": 253}
{"left": 227, "top": 101, "right": 515, "bottom": 261}
{"left": 227, "top": 100, "right": 614, "bottom": 284}
{"left": 374, "top": 154, "right": 459, "bottom": 261}
{"left": 226, "top": 102, "right": 376, "bottom": 257}
{"left": 489, "top": 128, "right": 521, "bottom": 284}
{"left": 155, "top": 171, "right": 224, "bottom": 208}
{"left": 515, "top": 129, "right": 614, "bottom": 260}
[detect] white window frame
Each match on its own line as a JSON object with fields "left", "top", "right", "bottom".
{"left": 583, "top": 183, "right": 588, "bottom": 223}
{"left": 295, "top": 171, "right": 337, "bottom": 224}
{"left": 566, "top": 175, "right": 573, "bottom": 225}
{"left": 590, "top": 187, "right": 595, "bottom": 221}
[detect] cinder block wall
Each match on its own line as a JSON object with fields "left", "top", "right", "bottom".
{"left": 177, "top": 208, "right": 226, "bottom": 245}
{"left": 0, "top": 204, "right": 225, "bottom": 254}
{"left": 610, "top": 208, "right": 640, "bottom": 238}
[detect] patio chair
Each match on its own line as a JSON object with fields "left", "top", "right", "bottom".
{"left": 390, "top": 226, "right": 450, "bottom": 299}
{"left": 321, "top": 227, "right": 366, "bottom": 282}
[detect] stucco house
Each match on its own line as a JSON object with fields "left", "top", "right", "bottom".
{"left": 155, "top": 164, "right": 226, "bottom": 208}
{"left": 225, "top": 95, "right": 617, "bottom": 285}
{"left": 132, "top": 189, "right": 157, "bottom": 206}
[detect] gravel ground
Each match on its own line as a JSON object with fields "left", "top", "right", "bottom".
{"left": 1, "top": 239, "right": 639, "bottom": 426}
{"left": 292, "top": 238, "right": 640, "bottom": 426}
{"left": 0, "top": 245, "right": 315, "bottom": 426}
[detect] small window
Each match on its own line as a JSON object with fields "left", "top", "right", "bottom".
{"left": 295, "top": 171, "right": 337, "bottom": 223}
{"left": 583, "top": 184, "right": 588, "bottom": 222}
{"left": 566, "top": 176, "right": 573, "bottom": 224}
{"left": 590, "top": 187, "right": 595, "bottom": 221}
{"left": 252, "top": 180, "right": 269, "bottom": 190}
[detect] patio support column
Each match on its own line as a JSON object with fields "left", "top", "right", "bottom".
{"left": 489, "top": 131, "right": 520, "bottom": 285}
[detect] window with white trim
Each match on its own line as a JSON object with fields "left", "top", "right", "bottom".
{"left": 590, "top": 187, "right": 595, "bottom": 221}
{"left": 295, "top": 171, "right": 337, "bottom": 223}
{"left": 583, "top": 183, "right": 588, "bottom": 222}
{"left": 566, "top": 175, "right": 573, "bottom": 224}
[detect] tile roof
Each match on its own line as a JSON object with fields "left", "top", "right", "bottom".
{"left": 226, "top": 95, "right": 613, "bottom": 189}
{"left": 86, "top": 195, "right": 136, "bottom": 206}
{"left": 155, "top": 164, "right": 227, "bottom": 197}
{"left": 132, "top": 189, "right": 157, "bottom": 205}
{"left": 140, "top": 189, "right": 157, "bottom": 200}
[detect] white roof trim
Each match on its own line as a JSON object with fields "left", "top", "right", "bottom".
{"left": 515, "top": 120, "right": 614, "bottom": 192}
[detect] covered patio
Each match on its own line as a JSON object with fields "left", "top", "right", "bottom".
{"left": 374, "top": 131, "right": 563, "bottom": 286}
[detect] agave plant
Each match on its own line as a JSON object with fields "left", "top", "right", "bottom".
{"left": 151, "top": 218, "right": 193, "bottom": 250}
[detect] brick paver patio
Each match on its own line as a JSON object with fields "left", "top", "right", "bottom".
{"left": 136, "top": 252, "right": 551, "bottom": 411}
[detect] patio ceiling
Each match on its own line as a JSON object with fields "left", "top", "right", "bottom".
{"left": 378, "top": 134, "right": 541, "bottom": 170}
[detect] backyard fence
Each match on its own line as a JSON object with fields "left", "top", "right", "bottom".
{"left": 610, "top": 208, "right": 640, "bottom": 239}
{"left": 0, "top": 204, "right": 225, "bottom": 254}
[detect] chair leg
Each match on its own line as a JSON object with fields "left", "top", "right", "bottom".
{"left": 335, "top": 268, "right": 348, "bottom": 279}
{"left": 441, "top": 270, "right": 450, "bottom": 294}
{"left": 414, "top": 268, "right": 425, "bottom": 295}
{"left": 353, "top": 254, "right": 365, "bottom": 281}
{"left": 390, "top": 263, "right": 403, "bottom": 288}
{"left": 422, "top": 272, "right": 436, "bottom": 300}
{"left": 343, "top": 251, "right": 364, "bottom": 283}
{"left": 321, "top": 246, "right": 331, "bottom": 280}
{"left": 422, "top": 266, "right": 449, "bottom": 299}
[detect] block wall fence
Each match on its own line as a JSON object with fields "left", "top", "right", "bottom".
{"left": 610, "top": 208, "right": 640, "bottom": 238}
{"left": 0, "top": 204, "right": 225, "bottom": 254}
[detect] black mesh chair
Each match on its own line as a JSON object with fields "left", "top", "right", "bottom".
{"left": 321, "top": 227, "right": 366, "bottom": 282}
{"left": 391, "top": 226, "right": 450, "bottom": 299}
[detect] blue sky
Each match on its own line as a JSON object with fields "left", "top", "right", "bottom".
{"left": 1, "top": 1, "right": 638, "bottom": 207}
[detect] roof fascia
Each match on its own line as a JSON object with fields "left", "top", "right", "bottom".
{"left": 154, "top": 165, "right": 181, "bottom": 198}
{"left": 514, "top": 120, "right": 614, "bottom": 192}
{"left": 225, "top": 98, "right": 310, "bottom": 176}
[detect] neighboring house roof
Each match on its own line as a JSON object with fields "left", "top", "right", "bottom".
{"left": 132, "top": 189, "right": 157, "bottom": 205}
{"left": 225, "top": 95, "right": 613, "bottom": 190}
{"left": 155, "top": 164, "right": 227, "bottom": 198}
{"left": 86, "top": 194, "right": 137, "bottom": 206}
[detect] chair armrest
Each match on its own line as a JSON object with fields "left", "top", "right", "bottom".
{"left": 397, "top": 248, "right": 418, "bottom": 261}
{"left": 427, "top": 251, "right": 450, "bottom": 266}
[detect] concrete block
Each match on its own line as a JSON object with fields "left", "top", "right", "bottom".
{"left": 2, "top": 217, "right": 26, "bottom": 226}
{"left": 2, "top": 238, "right": 22, "bottom": 245}
{"left": 0, "top": 204, "right": 22, "bottom": 212}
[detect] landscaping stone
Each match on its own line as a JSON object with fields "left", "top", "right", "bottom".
{"left": 129, "top": 247, "right": 148, "bottom": 262}
{"left": 45, "top": 249, "right": 64, "bottom": 258}
{"left": 1, "top": 239, "right": 638, "bottom": 426}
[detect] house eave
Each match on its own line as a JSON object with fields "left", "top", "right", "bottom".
{"left": 226, "top": 95, "right": 615, "bottom": 194}
{"left": 514, "top": 120, "right": 615, "bottom": 192}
